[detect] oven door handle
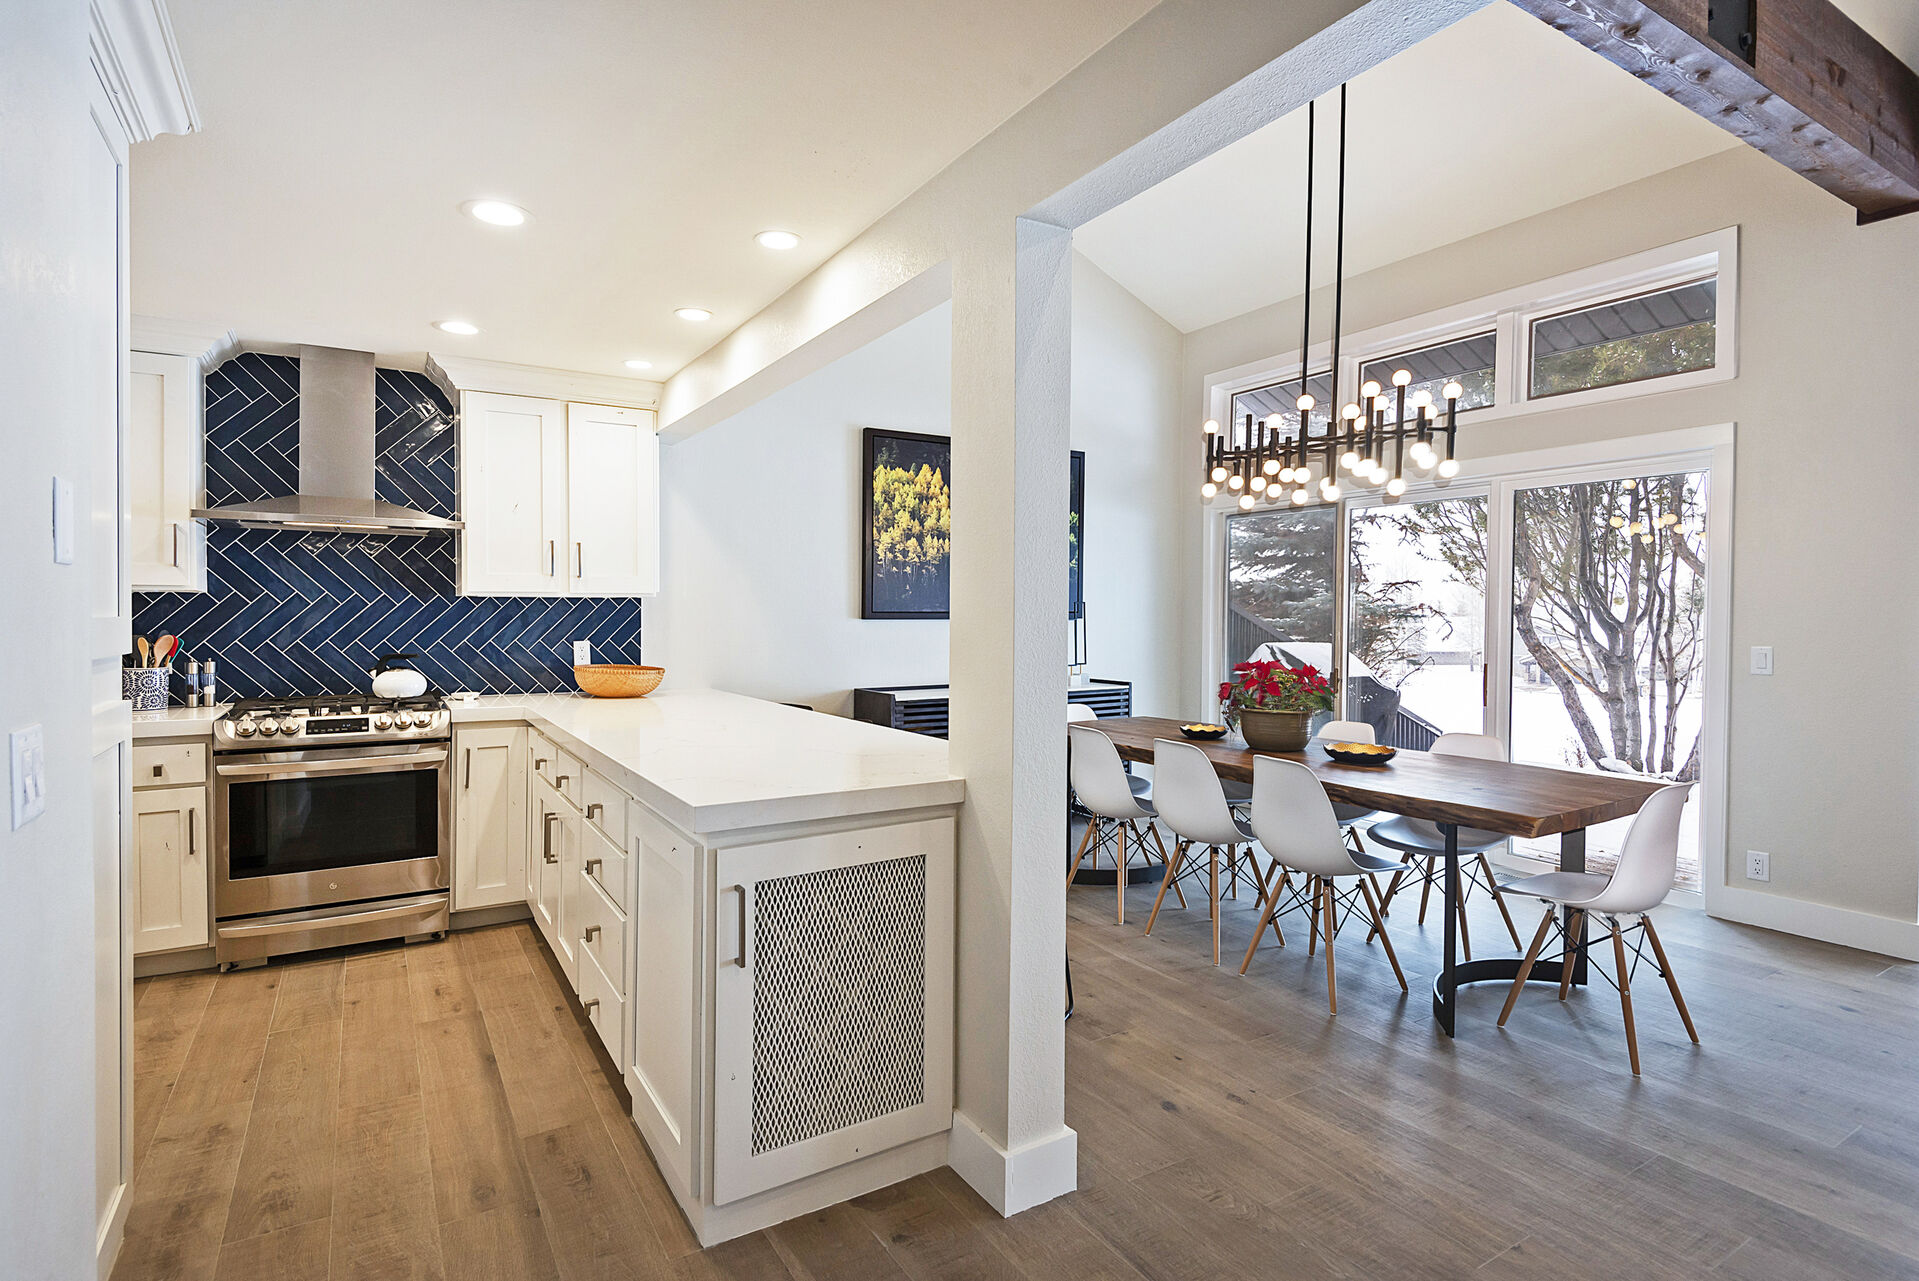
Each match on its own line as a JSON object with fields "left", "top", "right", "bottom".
{"left": 216, "top": 748, "right": 449, "bottom": 781}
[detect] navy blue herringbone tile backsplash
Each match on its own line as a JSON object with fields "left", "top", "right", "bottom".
{"left": 133, "top": 352, "right": 643, "bottom": 700}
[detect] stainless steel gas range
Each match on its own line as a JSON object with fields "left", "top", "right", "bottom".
{"left": 210, "top": 695, "right": 452, "bottom": 966}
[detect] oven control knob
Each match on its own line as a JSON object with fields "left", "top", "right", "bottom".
{"left": 258, "top": 718, "right": 280, "bottom": 736}
{"left": 280, "top": 719, "right": 303, "bottom": 736}
{"left": 374, "top": 714, "right": 394, "bottom": 730}
{"left": 410, "top": 712, "right": 432, "bottom": 729}
{"left": 233, "top": 718, "right": 256, "bottom": 738}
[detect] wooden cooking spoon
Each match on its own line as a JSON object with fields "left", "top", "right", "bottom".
{"left": 154, "top": 635, "right": 178, "bottom": 667}
{"left": 135, "top": 636, "right": 150, "bottom": 667}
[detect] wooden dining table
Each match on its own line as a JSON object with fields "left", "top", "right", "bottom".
{"left": 1085, "top": 716, "right": 1665, "bottom": 1036}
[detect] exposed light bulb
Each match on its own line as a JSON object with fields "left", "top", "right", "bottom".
{"left": 1361, "top": 380, "right": 1382, "bottom": 400}
{"left": 1621, "top": 478, "right": 1636, "bottom": 489}
{"left": 1262, "top": 458, "right": 1280, "bottom": 476}
{"left": 1339, "top": 450, "right": 1357, "bottom": 470}
{"left": 1386, "top": 476, "right": 1407, "bottom": 497}
{"left": 1442, "top": 381, "right": 1464, "bottom": 401}
{"left": 1210, "top": 465, "right": 1228, "bottom": 483}
{"left": 1642, "top": 533, "right": 1654, "bottom": 544}
{"left": 1411, "top": 389, "right": 1433, "bottom": 409}
{"left": 1322, "top": 483, "right": 1341, "bottom": 501}
{"left": 1239, "top": 494, "right": 1256, "bottom": 510}
{"left": 1343, "top": 403, "right": 1362, "bottom": 420}
{"left": 1411, "top": 443, "right": 1435, "bottom": 468}
{"left": 1296, "top": 393, "right": 1316, "bottom": 412}
{"left": 1250, "top": 476, "right": 1267, "bottom": 493}
{"left": 1201, "top": 482, "right": 1218, "bottom": 499}
{"left": 1291, "top": 488, "right": 1308, "bottom": 505}
{"left": 1203, "top": 419, "right": 1220, "bottom": 434}
{"left": 1609, "top": 516, "right": 1626, "bottom": 529}
{"left": 1437, "top": 458, "right": 1460, "bottom": 478}
{"left": 1264, "top": 413, "right": 1284, "bottom": 429}
{"left": 1277, "top": 466, "right": 1294, "bottom": 484}
{"left": 1227, "top": 474, "right": 1244, "bottom": 490}
{"left": 1392, "top": 369, "right": 1412, "bottom": 387}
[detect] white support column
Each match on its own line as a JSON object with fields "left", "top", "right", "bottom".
{"left": 944, "top": 216, "right": 1078, "bottom": 1215}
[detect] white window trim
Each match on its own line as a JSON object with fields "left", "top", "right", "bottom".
{"left": 1206, "top": 227, "right": 1739, "bottom": 433}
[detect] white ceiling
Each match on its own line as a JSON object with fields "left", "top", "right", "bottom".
{"left": 1074, "top": 3, "right": 1746, "bottom": 334}
{"left": 131, "top": 0, "right": 1156, "bottom": 376}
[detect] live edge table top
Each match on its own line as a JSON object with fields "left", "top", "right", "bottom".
{"left": 1089, "top": 717, "right": 1665, "bottom": 839}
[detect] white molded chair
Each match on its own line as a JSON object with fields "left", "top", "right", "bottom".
{"left": 1069, "top": 702, "right": 1149, "bottom": 798}
{"left": 1497, "top": 783, "right": 1698, "bottom": 1074}
{"left": 1146, "top": 738, "right": 1265, "bottom": 965}
{"left": 1367, "top": 731, "right": 1523, "bottom": 955}
{"left": 1318, "top": 719, "right": 1385, "bottom": 834}
{"left": 1239, "top": 756, "right": 1410, "bottom": 1013}
{"left": 1068, "top": 725, "right": 1178, "bottom": 924}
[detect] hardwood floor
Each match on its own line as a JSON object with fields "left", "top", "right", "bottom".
{"left": 118, "top": 883, "right": 1919, "bottom": 1281}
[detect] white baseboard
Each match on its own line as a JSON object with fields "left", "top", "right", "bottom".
{"left": 947, "top": 1112, "right": 1078, "bottom": 1216}
{"left": 1707, "top": 884, "right": 1919, "bottom": 962}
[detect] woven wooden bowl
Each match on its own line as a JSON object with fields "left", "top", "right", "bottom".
{"left": 573, "top": 664, "right": 665, "bottom": 698}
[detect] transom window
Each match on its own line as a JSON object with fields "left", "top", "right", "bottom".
{"left": 1529, "top": 278, "right": 1717, "bottom": 399}
{"left": 1360, "top": 332, "right": 1495, "bottom": 416}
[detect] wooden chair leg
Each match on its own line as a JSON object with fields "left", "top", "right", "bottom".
{"left": 1307, "top": 879, "right": 1321, "bottom": 957}
{"left": 1229, "top": 845, "right": 1239, "bottom": 900}
{"left": 1558, "top": 909, "right": 1584, "bottom": 1001}
{"left": 1480, "top": 852, "right": 1522, "bottom": 948}
{"left": 1209, "top": 847, "right": 1221, "bottom": 967}
{"left": 1067, "top": 818, "right": 1096, "bottom": 889}
{"left": 1238, "top": 866, "right": 1291, "bottom": 974}
{"left": 1357, "top": 876, "right": 1406, "bottom": 992}
{"left": 1499, "top": 906, "right": 1556, "bottom": 1026}
{"left": 1115, "top": 822, "right": 1128, "bottom": 925}
{"left": 1144, "top": 824, "right": 1187, "bottom": 910}
{"left": 1418, "top": 857, "right": 1436, "bottom": 925}
{"left": 1641, "top": 914, "right": 1699, "bottom": 1044}
{"left": 1610, "top": 917, "right": 1640, "bottom": 1074}
{"left": 1265, "top": 872, "right": 1290, "bottom": 948}
{"left": 1322, "top": 880, "right": 1338, "bottom": 1015}
{"left": 1145, "top": 839, "right": 1187, "bottom": 934}
{"left": 1378, "top": 867, "right": 1406, "bottom": 916}
{"left": 1456, "top": 877, "right": 1474, "bottom": 962}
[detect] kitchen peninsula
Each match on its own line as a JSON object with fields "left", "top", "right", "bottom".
{"left": 132, "top": 689, "right": 963, "bottom": 1246}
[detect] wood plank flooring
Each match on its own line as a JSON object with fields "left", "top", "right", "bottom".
{"left": 118, "top": 880, "right": 1919, "bottom": 1281}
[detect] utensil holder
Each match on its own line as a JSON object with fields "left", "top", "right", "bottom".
{"left": 123, "top": 667, "right": 169, "bottom": 711}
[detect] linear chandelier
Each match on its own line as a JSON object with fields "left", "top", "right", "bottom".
{"left": 1201, "top": 84, "right": 1465, "bottom": 509}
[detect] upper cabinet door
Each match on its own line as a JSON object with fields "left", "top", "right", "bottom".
{"left": 129, "top": 352, "right": 207, "bottom": 592}
{"left": 565, "top": 402, "right": 660, "bottom": 597}
{"left": 459, "top": 391, "right": 568, "bottom": 596}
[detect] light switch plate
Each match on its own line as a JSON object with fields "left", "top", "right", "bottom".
{"left": 573, "top": 640, "right": 592, "bottom": 665}
{"left": 10, "top": 725, "right": 46, "bottom": 830}
{"left": 1746, "top": 850, "right": 1770, "bottom": 882}
{"left": 51, "top": 477, "right": 74, "bottom": 565}
{"left": 1750, "top": 646, "right": 1773, "bottom": 676}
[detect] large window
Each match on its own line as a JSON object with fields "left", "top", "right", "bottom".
{"left": 1360, "top": 332, "right": 1495, "bottom": 416}
{"left": 1228, "top": 369, "right": 1334, "bottom": 441}
{"left": 1529, "top": 278, "right": 1717, "bottom": 398}
{"left": 1224, "top": 506, "right": 1335, "bottom": 671}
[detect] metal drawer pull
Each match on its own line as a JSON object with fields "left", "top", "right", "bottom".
{"left": 583, "top": 924, "right": 600, "bottom": 943}
{"left": 583, "top": 998, "right": 600, "bottom": 1015}
{"left": 585, "top": 802, "right": 602, "bottom": 820}
{"left": 464, "top": 747, "right": 471, "bottom": 789}
{"left": 548, "top": 539, "right": 556, "bottom": 576}
{"left": 555, "top": 774, "right": 570, "bottom": 787}
{"left": 534, "top": 757, "right": 548, "bottom": 770}
{"left": 726, "top": 884, "right": 748, "bottom": 969}
{"left": 584, "top": 857, "right": 601, "bottom": 876}
{"left": 153, "top": 763, "right": 164, "bottom": 778}
{"left": 171, "top": 522, "right": 181, "bottom": 567}
{"left": 576, "top": 541, "right": 583, "bottom": 577}
{"left": 187, "top": 808, "right": 196, "bottom": 858}
{"left": 543, "top": 812, "right": 560, "bottom": 863}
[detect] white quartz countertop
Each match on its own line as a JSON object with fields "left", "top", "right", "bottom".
{"left": 135, "top": 691, "right": 965, "bottom": 834}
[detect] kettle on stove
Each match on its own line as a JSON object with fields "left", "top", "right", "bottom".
{"left": 369, "top": 653, "right": 429, "bottom": 699}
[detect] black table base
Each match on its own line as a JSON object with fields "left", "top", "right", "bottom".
{"left": 1432, "top": 824, "right": 1588, "bottom": 1037}
{"left": 1069, "top": 862, "right": 1166, "bottom": 887}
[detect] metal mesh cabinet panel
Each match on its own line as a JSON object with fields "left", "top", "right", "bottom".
{"left": 749, "top": 855, "right": 928, "bottom": 1155}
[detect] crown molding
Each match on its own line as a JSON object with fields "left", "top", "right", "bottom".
{"left": 88, "top": 0, "right": 200, "bottom": 143}
{"left": 132, "top": 315, "right": 238, "bottom": 370}
{"left": 425, "top": 354, "right": 664, "bottom": 412}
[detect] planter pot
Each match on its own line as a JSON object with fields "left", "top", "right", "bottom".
{"left": 1238, "top": 708, "right": 1313, "bottom": 754}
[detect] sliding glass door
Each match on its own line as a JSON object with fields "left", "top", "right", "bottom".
{"left": 1224, "top": 506, "right": 1337, "bottom": 674}
{"left": 1506, "top": 470, "right": 1709, "bottom": 888}
{"left": 1344, "top": 496, "right": 1489, "bottom": 746}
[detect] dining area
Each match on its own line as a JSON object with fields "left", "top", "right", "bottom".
{"left": 1066, "top": 659, "right": 1698, "bottom": 1073}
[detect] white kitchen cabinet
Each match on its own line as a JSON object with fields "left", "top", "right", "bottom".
{"left": 627, "top": 799, "right": 696, "bottom": 1198}
{"left": 458, "top": 391, "right": 569, "bottom": 596}
{"left": 529, "top": 778, "right": 568, "bottom": 958}
{"left": 566, "top": 402, "right": 659, "bottom": 595}
{"left": 128, "top": 350, "right": 206, "bottom": 592}
{"left": 457, "top": 392, "right": 659, "bottom": 598}
{"left": 453, "top": 724, "right": 527, "bottom": 910}
{"left": 709, "top": 816, "right": 955, "bottom": 1206}
{"left": 131, "top": 784, "right": 208, "bottom": 955}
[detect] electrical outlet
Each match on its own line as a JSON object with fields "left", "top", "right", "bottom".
{"left": 1746, "top": 850, "right": 1771, "bottom": 882}
{"left": 1750, "top": 646, "right": 1773, "bottom": 676}
{"left": 572, "top": 640, "right": 592, "bottom": 665}
{"left": 10, "top": 725, "right": 46, "bottom": 830}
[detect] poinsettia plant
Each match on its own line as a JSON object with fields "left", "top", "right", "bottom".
{"left": 1217, "top": 660, "right": 1335, "bottom": 728}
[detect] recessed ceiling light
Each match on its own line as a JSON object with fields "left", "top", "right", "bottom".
{"left": 675, "top": 307, "right": 712, "bottom": 322}
{"left": 435, "top": 319, "right": 480, "bottom": 335}
{"left": 464, "top": 199, "right": 527, "bottom": 227}
{"left": 624, "top": 359, "right": 653, "bottom": 371}
{"left": 755, "top": 229, "right": 800, "bottom": 251}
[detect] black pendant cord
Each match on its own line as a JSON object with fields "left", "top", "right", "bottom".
{"left": 1299, "top": 98, "right": 1316, "bottom": 474}
{"left": 1328, "top": 83, "right": 1348, "bottom": 480}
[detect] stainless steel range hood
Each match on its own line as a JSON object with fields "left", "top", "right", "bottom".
{"left": 192, "top": 345, "right": 463, "bottom": 535}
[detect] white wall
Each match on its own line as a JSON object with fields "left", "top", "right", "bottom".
{"left": 1182, "top": 143, "right": 1919, "bottom": 933}
{"left": 652, "top": 254, "right": 1186, "bottom": 721}
{"left": 0, "top": 1, "right": 114, "bottom": 1276}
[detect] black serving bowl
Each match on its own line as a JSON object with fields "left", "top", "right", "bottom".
{"left": 1180, "top": 723, "right": 1230, "bottom": 741}
{"left": 1321, "top": 742, "right": 1396, "bottom": 765}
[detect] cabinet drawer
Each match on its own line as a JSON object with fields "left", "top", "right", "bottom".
{"left": 133, "top": 742, "right": 206, "bottom": 788}
{"left": 552, "top": 748, "right": 583, "bottom": 806}
{"left": 577, "top": 937, "right": 626, "bottom": 1062}
{"left": 530, "top": 733, "right": 556, "bottom": 784}
{"left": 581, "top": 768, "right": 629, "bottom": 851}
{"left": 581, "top": 818, "right": 629, "bottom": 909}
{"left": 575, "top": 863, "right": 626, "bottom": 995}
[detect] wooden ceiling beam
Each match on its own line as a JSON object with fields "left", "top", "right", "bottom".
{"left": 1508, "top": 0, "right": 1919, "bottom": 223}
